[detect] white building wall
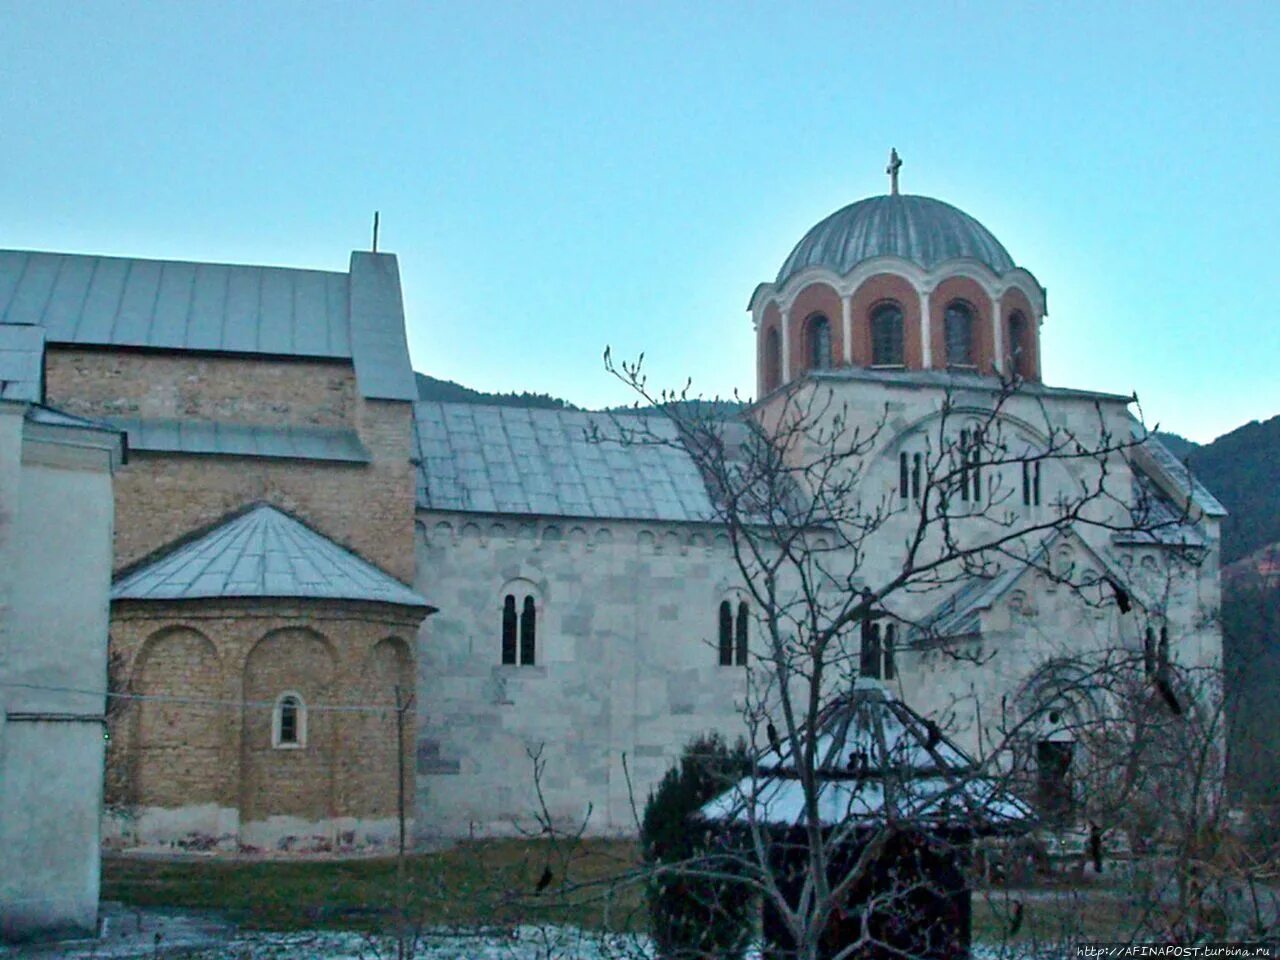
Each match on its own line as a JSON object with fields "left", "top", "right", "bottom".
{"left": 413, "top": 514, "right": 752, "bottom": 837}
{"left": 0, "top": 409, "right": 118, "bottom": 942}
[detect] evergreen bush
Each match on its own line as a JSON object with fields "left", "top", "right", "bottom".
{"left": 640, "top": 732, "right": 753, "bottom": 959}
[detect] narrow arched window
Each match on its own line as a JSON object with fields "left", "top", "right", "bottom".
{"left": 764, "top": 327, "right": 781, "bottom": 392}
{"left": 1022, "top": 460, "right": 1042, "bottom": 506}
{"left": 883, "top": 624, "right": 896, "bottom": 680}
{"left": 502, "top": 594, "right": 518, "bottom": 665}
{"left": 718, "top": 600, "right": 733, "bottom": 666}
{"left": 871, "top": 303, "right": 904, "bottom": 366}
{"left": 808, "top": 314, "right": 832, "bottom": 370}
{"left": 860, "top": 621, "right": 882, "bottom": 679}
{"left": 962, "top": 428, "right": 982, "bottom": 501}
{"left": 735, "top": 602, "right": 749, "bottom": 666}
{"left": 1008, "top": 312, "right": 1029, "bottom": 378}
{"left": 911, "top": 453, "right": 922, "bottom": 501}
{"left": 899, "top": 452, "right": 909, "bottom": 499}
{"left": 273, "top": 693, "right": 306, "bottom": 749}
{"left": 944, "top": 302, "right": 974, "bottom": 366}
{"left": 1144, "top": 626, "right": 1157, "bottom": 677}
{"left": 520, "top": 595, "right": 536, "bottom": 666}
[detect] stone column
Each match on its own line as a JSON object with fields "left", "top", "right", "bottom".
{"left": 992, "top": 295, "right": 1004, "bottom": 375}
{"left": 919, "top": 290, "right": 932, "bottom": 368}
{"left": 841, "top": 293, "right": 854, "bottom": 365}
{"left": 780, "top": 305, "right": 792, "bottom": 383}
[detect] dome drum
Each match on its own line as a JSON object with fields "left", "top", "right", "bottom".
{"left": 753, "top": 193, "right": 1044, "bottom": 397}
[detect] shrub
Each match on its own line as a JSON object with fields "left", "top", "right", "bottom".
{"left": 640, "top": 732, "right": 753, "bottom": 959}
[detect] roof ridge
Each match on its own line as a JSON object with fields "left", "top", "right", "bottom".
{"left": 0, "top": 247, "right": 349, "bottom": 277}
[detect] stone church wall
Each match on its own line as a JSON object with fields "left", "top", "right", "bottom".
{"left": 413, "top": 514, "right": 752, "bottom": 838}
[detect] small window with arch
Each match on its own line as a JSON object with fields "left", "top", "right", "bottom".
{"left": 1007, "top": 311, "right": 1030, "bottom": 378}
{"left": 944, "top": 301, "right": 975, "bottom": 367}
{"left": 871, "top": 303, "right": 904, "bottom": 367}
{"left": 808, "top": 314, "right": 832, "bottom": 371}
{"left": 273, "top": 692, "right": 306, "bottom": 749}
{"left": 502, "top": 592, "right": 538, "bottom": 665}
{"left": 859, "top": 620, "right": 896, "bottom": 680}
{"left": 958, "top": 428, "right": 982, "bottom": 503}
{"left": 763, "top": 326, "right": 782, "bottom": 392}
{"left": 1022, "top": 459, "right": 1042, "bottom": 507}
{"left": 898, "top": 450, "right": 923, "bottom": 501}
{"left": 718, "top": 599, "right": 750, "bottom": 667}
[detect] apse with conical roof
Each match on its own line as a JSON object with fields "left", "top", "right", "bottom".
{"left": 751, "top": 153, "right": 1045, "bottom": 397}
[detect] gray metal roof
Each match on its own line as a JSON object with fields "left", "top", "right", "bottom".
{"left": 413, "top": 402, "right": 718, "bottom": 522}
{"left": 0, "top": 322, "right": 45, "bottom": 401}
{"left": 109, "top": 418, "right": 370, "bottom": 463}
{"left": 1114, "top": 471, "right": 1209, "bottom": 547}
{"left": 776, "top": 194, "right": 1016, "bottom": 288}
{"left": 112, "top": 503, "right": 429, "bottom": 607}
{"left": 700, "top": 680, "right": 1034, "bottom": 831}
{"left": 1137, "top": 432, "right": 1227, "bottom": 518}
{"left": 0, "top": 248, "right": 418, "bottom": 403}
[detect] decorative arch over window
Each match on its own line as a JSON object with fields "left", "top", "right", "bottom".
{"left": 944, "top": 301, "right": 974, "bottom": 366}
{"left": 1007, "top": 311, "right": 1030, "bottom": 378}
{"left": 808, "top": 314, "right": 832, "bottom": 370}
{"left": 871, "top": 302, "right": 904, "bottom": 366}
{"left": 763, "top": 326, "right": 781, "bottom": 392}
{"left": 273, "top": 692, "right": 306, "bottom": 749}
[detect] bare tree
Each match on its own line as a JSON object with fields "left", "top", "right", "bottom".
{"left": 594, "top": 352, "right": 1228, "bottom": 959}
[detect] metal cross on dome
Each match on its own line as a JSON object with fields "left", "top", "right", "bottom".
{"left": 887, "top": 148, "right": 902, "bottom": 195}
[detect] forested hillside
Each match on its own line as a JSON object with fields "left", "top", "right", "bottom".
{"left": 1177, "top": 415, "right": 1280, "bottom": 564}
{"left": 414, "top": 373, "right": 577, "bottom": 411}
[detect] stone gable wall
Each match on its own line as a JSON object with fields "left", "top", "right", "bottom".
{"left": 45, "top": 349, "right": 357, "bottom": 427}
{"left": 44, "top": 348, "right": 416, "bottom": 581}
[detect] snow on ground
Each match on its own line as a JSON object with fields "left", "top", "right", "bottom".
{"left": 4, "top": 925, "right": 1075, "bottom": 960}
{"left": 2, "top": 923, "right": 656, "bottom": 960}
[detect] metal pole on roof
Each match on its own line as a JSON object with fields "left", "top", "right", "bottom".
{"left": 373, "top": 211, "right": 380, "bottom": 253}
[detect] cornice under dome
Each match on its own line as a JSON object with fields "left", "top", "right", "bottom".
{"left": 776, "top": 194, "right": 1016, "bottom": 289}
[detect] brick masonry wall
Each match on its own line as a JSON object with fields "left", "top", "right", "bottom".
{"left": 45, "top": 349, "right": 357, "bottom": 427}
{"left": 107, "top": 600, "right": 421, "bottom": 839}
{"left": 44, "top": 348, "right": 416, "bottom": 582}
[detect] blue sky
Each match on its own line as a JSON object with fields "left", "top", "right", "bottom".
{"left": 2, "top": 2, "right": 1277, "bottom": 443}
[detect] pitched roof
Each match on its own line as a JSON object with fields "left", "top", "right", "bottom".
{"left": 111, "top": 503, "right": 429, "bottom": 607}
{"left": 700, "top": 680, "right": 1033, "bottom": 831}
{"left": 413, "top": 402, "right": 718, "bottom": 522}
{"left": 109, "top": 418, "right": 370, "bottom": 463}
{"left": 0, "top": 249, "right": 417, "bottom": 402}
{"left": 912, "top": 529, "right": 1144, "bottom": 642}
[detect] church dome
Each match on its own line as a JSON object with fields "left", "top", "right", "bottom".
{"left": 776, "top": 194, "right": 1016, "bottom": 288}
